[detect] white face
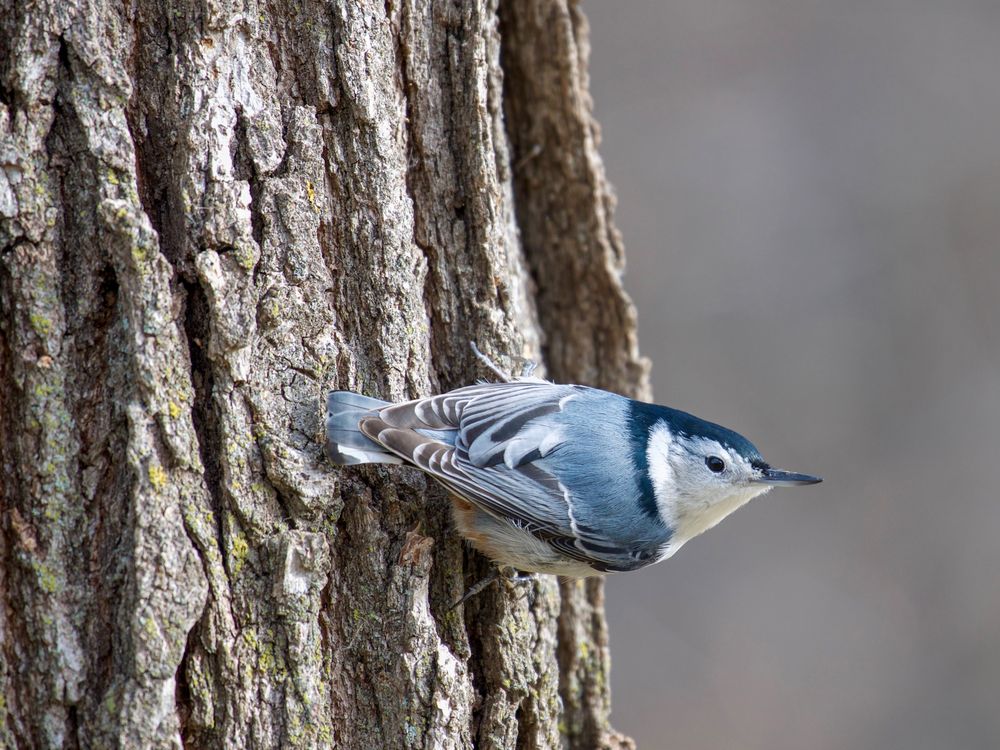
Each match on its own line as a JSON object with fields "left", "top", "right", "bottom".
{"left": 646, "top": 423, "right": 772, "bottom": 552}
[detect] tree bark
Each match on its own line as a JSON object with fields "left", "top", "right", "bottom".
{"left": 0, "top": 0, "right": 647, "bottom": 747}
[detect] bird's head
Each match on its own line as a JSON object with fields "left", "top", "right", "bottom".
{"left": 640, "top": 406, "right": 821, "bottom": 549}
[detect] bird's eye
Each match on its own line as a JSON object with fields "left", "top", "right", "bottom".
{"left": 706, "top": 456, "right": 726, "bottom": 473}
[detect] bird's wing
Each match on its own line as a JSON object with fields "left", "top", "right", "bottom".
{"left": 371, "top": 380, "right": 566, "bottom": 464}
{"left": 361, "top": 381, "right": 639, "bottom": 572}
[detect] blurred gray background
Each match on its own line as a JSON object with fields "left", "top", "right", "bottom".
{"left": 584, "top": 1, "right": 1000, "bottom": 748}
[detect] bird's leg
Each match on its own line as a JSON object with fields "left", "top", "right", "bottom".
{"left": 469, "top": 341, "right": 512, "bottom": 383}
{"left": 449, "top": 566, "right": 537, "bottom": 610}
{"left": 469, "top": 341, "right": 538, "bottom": 382}
{"left": 448, "top": 569, "right": 500, "bottom": 610}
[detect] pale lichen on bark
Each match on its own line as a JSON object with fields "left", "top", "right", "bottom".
{"left": 0, "top": 0, "right": 645, "bottom": 747}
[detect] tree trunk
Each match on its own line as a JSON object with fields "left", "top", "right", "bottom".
{"left": 0, "top": 0, "right": 647, "bottom": 747}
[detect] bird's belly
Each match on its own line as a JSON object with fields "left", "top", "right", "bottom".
{"left": 449, "top": 497, "right": 601, "bottom": 577}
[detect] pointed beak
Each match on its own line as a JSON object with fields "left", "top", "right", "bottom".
{"left": 754, "top": 468, "right": 823, "bottom": 486}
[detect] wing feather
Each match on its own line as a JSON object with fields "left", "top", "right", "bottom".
{"left": 359, "top": 380, "right": 641, "bottom": 572}
{"left": 376, "top": 380, "right": 575, "bottom": 467}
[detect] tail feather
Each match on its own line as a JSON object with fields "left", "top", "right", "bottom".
{"left": 325, "top": 391, "right": 404, "bottom": 465}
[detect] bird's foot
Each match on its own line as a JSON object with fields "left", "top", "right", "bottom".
{"left": 469, "top": 341, "right": 538, "bottom": 383}
{"left": 449, "top": 565, "right": 536, "bottom": 610}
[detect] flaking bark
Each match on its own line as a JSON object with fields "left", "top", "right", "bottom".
{"left": 0, "top": 0, "right": 646, "bottom": 747}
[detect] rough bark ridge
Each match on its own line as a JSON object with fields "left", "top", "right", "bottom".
{"left": 0, "top": 0, "right": 647, "bottom": 747}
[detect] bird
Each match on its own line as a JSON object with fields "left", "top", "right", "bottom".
{"left": 325, "top": 344, "right": 821, "bottom": 593}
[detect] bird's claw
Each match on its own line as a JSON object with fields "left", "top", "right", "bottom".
{"left": 448, "top": 565, "right": 536, "bottom": 610}
{"left": 469, "top": 341, "right": 537, "bottom": 383}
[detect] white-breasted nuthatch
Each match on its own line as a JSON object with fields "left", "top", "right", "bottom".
{"left": 326, "top": 345, "right": 820, "bottom": 581}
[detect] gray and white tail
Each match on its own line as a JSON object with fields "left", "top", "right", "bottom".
{"left": 325, "top": 391, "right": 403, "bottom": 465}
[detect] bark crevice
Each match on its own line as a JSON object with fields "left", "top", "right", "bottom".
{"left": 183, "top": 278, "right": 226, "bottom": 543}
